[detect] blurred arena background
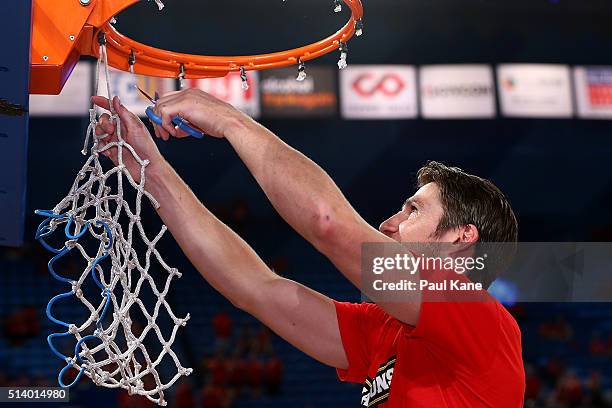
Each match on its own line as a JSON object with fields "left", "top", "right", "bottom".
{"left": 1, "top": 0, "right": 612, "bottom": 407}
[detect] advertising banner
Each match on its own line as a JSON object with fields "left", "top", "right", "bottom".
{"left": 574, "top": 66, "right": 612, "bottom": 119}
{"left": 420, "top": 65, "right": 496, "bottom": 119}
{"left": 340, "top": 65, "right": 418, "bottom": 119}
{"left": 497, "top": 64, "right": 573, "bottom": 118}
{"left": 260, "top": 66, "right": 337, "bottom": 118}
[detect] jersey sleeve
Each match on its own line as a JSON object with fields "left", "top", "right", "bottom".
{"left": 411, "top": 298, "right": 503, "bottom": 373}
{"left": 333, "top": 301, "right": 387, "bottom": 383}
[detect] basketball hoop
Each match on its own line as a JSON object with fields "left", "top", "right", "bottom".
{"left": 30, "top": 0, "right": 364, "bottom": 94}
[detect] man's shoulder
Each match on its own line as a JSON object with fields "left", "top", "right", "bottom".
{"left": 353, "top": 301, "right": 388, "bottom": 317}
{"left": 474, "top": 299, "right": 523, "bottom": 351}
{"left": 344, "top": 301, "right": 400, "bottom": 327}
{"left": 497, "top": 302, "right": 522, "bottom": 339}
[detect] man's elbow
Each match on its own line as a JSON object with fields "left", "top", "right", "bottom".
{"left": 311, "top": 205, "right": 342, "bottom": 247}
{"left": 227, "top": 275, "right": 278, "bottom": 315}
{"left": 311, "top": 206, "right": 370, "bottom": 262}
{"left": 221, "top": 281, "right": 259, "bottom": 313}
{"left": 313, "top": 205, "right": 334, "bottom": 237}
{"left": 228, "top": 295, "right": 250, "bottom": 313}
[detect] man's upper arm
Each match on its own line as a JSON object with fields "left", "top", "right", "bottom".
{"left": 318, "top": 211, "right": 391, "bottom": 287}
{"left": 247, "top": 276, "right": 349, "bottom": 369}
{"left": 317, "top": 214, "right": 422, "bottom": 326}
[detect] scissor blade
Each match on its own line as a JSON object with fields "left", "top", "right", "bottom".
{"left": 136, "top": 86, "right": 156, "bottom": 104}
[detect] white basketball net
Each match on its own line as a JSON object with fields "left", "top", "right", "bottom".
{"left": 35, "top": 35, "right": 191, "bottom": 406}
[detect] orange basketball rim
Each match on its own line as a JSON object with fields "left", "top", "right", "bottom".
{"left": 30, "top": 0, "right": 364, "bottom": 94}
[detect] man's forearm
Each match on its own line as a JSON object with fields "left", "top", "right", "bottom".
{"left": 143, "top": 161, "right": 358, "bottom": 362}
{"left": 224, "top": 117, "right": 363, "bottom": 247}
{"left": 146, "top": 160, "right": 276, "bottom": 309}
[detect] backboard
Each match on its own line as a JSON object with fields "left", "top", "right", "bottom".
{"left": 0, "top": 0, "right": 32, "bottom": 246}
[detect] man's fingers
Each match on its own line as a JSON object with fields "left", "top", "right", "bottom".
{"left": 152, "top": 123, "right": 169, "bottom": 141}
{"left": 91, "top": 96, "right": 111, "bottom": 111}
{"left": 149, "top": 118, "right": 161, "bottom": 139}
{"left": 95, "top": 114, "right": 114, "bottom": 137}
{"left": 157, "top": 90, "right": 184, "bottom": 100}
{"left": 92, "top": 96, "right": 139, "bottom": 133}
{"left": 156, "top": 88, "right": 213, "bottom": 104}
{"left": 155, "top": 97, "right": 202, "bottom": 139}
{"left": 99, "top": 114, "right": 115, "bottom": 135}
{"left": 112, "top": 96, "right": 142, "bottom": 128}
{"left": 174, "top": 126, "right": 189, "bottom": 138}
{"left": 99, "top": 136, "right": 118, "bottom": 161}
{"left": 156, "top": 104, "right": 178, "bottom": 138}
{"left": 96, "top": 138, "right": 113, "bottom": 160}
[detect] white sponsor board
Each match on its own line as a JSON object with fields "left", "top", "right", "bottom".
{"left": 420, "top": 65, "right": 496, "bottom": 119}
{"left": 97, "top": 68, "right": 176, "bottom": 117}
{"left": 497, "top": 64, "right": 573, "bottom": 118}
{"left": 340, "top": 65, "right": 417, "bottom": 119}
{"left": 186, "top": 71, "right": 261, "bottom": 119}
{"left": 29, "top": 62, "right": 92, "bottom": 116}
{"left": 574, "top": 66, "right": 612, "bottom": 119}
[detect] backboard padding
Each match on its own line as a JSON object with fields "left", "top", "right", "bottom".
{"left": 0, "top": 0, "right": 32, "bottom": 246}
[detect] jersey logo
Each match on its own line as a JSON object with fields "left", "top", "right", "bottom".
{"left": 361, "top": 356, "right": 395, "bottom": 407}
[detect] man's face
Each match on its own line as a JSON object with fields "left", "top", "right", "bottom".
{"left": 379, "top": 182, "right": 456, "bottom": 243}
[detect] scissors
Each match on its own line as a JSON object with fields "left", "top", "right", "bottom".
{"left": 137, "top": 87, "right": 205, "bottom": 139}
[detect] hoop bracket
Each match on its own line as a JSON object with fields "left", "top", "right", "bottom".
{"left": 30, "top": 0, "right": 138, "bottom": 94}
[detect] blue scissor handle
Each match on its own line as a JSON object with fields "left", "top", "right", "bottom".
{"left": 145, "top": 106, "right": 204, "bottom": 139}
{"left": 172, "top": 116, "right": 206, "bottom": 139}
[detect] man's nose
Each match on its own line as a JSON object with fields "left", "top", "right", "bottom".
{"left": 379, "top": 213, "right": 401, "bottom": 236}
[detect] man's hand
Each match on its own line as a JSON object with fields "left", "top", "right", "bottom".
{"left": 151, "top": 88, "right": 250, "bottom": 141}
{"left": 91, "top": 96, "right": 166, "bottom": 183}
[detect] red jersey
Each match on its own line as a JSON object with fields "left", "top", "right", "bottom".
{"left": 335, "top": 299, "right": 525, "bottom": 407}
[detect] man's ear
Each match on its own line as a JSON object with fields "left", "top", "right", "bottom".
{"left": 460, "top": 224, "right": 479, "bottom": 244}
{"left": 448, "top": 224, "right": 479, "bottom": 244}
{"left": 448, "top": 224, "right": 479, "bottom": 256}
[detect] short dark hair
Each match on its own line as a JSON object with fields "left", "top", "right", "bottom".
{"left": 417, "top": 161, "right": 518, "bottom": 287}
